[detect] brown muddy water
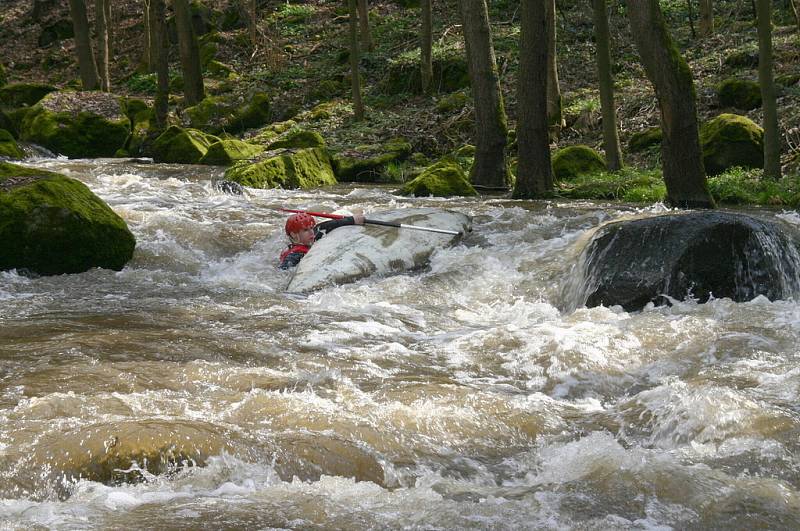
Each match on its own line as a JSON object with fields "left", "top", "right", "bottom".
{"left": 1, "top": 158, "right": 800, "bottom": 529}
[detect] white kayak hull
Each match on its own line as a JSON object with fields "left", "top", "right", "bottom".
{"left": 286, "top": 208, "right": 471, "bottom": 292}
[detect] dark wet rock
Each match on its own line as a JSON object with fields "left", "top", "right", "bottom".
{"left": 0, "top": 162, "right": 136, "bottom": 275}
{"left": 567, "top": 211, "right": 800, "bottom": 312}
{"left": 212, "top": 179, "right": 245, "bottom": 195}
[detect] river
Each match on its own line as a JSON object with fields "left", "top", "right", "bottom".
{"left": 1, "top": 158, "right": 799, "bottom": 529}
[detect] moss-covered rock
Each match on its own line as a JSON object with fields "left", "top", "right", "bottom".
{"left": 120, "top": 98, "right": 152, "bottom": 155}
{"left": 249, "top": 119, "right": 297, "bottom": 145}
{"left": 700, "top": 113, "right": 764, "bottom": 176}
{"left": 399, "top": 159, "right": 478, "bottom": 197}
{"left": 227, "top": 92, "right": 271, "bottom": 133}
{"left": 184, "top": 95, "right": 230, "bottom": 132}
{"left": 0, "top": 83, "right": 57, "bottom": 109}
{"left": 19, "top": 91, "right": 130, "bottom": 158}
{"left": 266, "top": 128, "right": 325, "bottom": 150}
{"left": 152, "top": 125, "right": 220, "bottom": 164}
{"left": 382, "top": 56, "right": 469, "bottom": 95}
{"left": 628, "top": 127, "right": 663, "bottom": 152}
{"left": 224, "top": 147, "right": 337, "bottom": 189}
{"left": 0, "top": 129, "right": 24, "bottom": 159}
{"left": 724, "top": 49, "right": 759, "bottom": 69}
{"left": 436, "top": 91, "right": 470, "bottom": 113}
{"left": 206, "top": 60, "right": 236, "bottom": 80}
{"left": 0, "top": 111, "right": 14, "bottom": 137}
{"left": 332, "top": 138, "right": 412, "bottom": 182}
{"left": 717, "top": 78, "right": 762, "bottom": 110}
{"left": 0, "top": 162, "right": 135, "bottom": 275}
{"left": 552, "top": 145, "right": 606, "bottom": 181}
{"left": 199, "top": 139, "right": 263, "bottom": 166}
{"left": 3, "top": 108, "right": 31, "bottom": 138}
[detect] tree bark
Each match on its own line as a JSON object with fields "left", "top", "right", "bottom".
{"left": 756, "top": 0, "right": 781, "bottom": 179}
{"left": 460, "top": 0, "right": 509, "bottom": 188}
{"left": 592, "top": 0, "right": 622, "bottom": 171}
{"left": 791, "top": 0, "right": 800, "bottom": 32}
{"left": 513, "top": 0, "right": 552, "bottom": 198}
{"left": 699, "top": 0, "right": 714, "bottom": 36}
{"left": 348, "top": 0, "right": 365, "bottom": 120}
{"left": 420, "top": 0, "right": 433, "bottom": 94}
{"left": 174, "top": 0, "right": 205, "bottom": 106}
{"left": 545, "top": 0, "right": 563, "bottom": 134}
{"left": 149, "top": 0, "right": 169, "bottom": 129}
{"left": 67, "top": 0, "right": 99, "bottom": 90}
{"left": 357, "top": 0, "right": 374, "bottom": 52}
{"left": 249, "top": 0, "right": 258, "bottom": 48}
{"left": 142, "top": 0, "right": 152, "bottom": 72}
{"left": 95, "top": 0, "right": 110, "bottom": 91}
{"left": 627, "top": 0, "right": 714, "bottom": 208}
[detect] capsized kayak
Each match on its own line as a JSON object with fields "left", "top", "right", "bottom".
{"left": 286, "top": 208, "right": 471, "bottom": 292}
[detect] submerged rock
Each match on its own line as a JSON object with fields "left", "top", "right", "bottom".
{"left": 565, "top": 211, "right": 800, "bottom": 311}
{"left": 0, "top": 162, "right": 136, "bottom": 275}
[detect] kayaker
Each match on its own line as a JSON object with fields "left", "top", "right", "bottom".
{"left": 279, "top": 211, "right": 365, "bottom": 269}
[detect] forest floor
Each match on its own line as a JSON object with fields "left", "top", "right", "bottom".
{"left": 1, "top": 0, "right": 799, "bottom": 185}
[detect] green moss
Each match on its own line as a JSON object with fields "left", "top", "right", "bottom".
{"left": 556, "top": 168, "right": 665, "bottom": 202}
{"left": 152, "top": 126, "right": 220, "bottom": 164}
{"left": 224, "top": 147, "right": 336, "bottom": 189}
{"left": 266, "top": 128, "right": 325, "bottom": 150}
{"left": 552, "top": 145, "right": 606, "bottom": 181}
{"left": 382, "top": 55, "right": 469, "bottom": 95}
{"left": 0, "top": 83, "right": 57, "bottom": 109}
{"left": 628, "top": 127, "right": 662, "bottom": 152}
{"left": 717, "top": 78, "right": 761, "bottom": 110}
{"left": 0, "top": 63, "right": 6, "bottom": 87}
{"left": 436, "top": 91, "right": 469, "bottom": 113}
{"left": 206, "top": 60, "right": 236, "bottom": 80}
{"left": 199, "top": 139, "right": 263, "bottom": 166}
{"left": 249, "top": 120, "right": 297, "bottom": 145}
{"left": 0, "top": 129, "right": 24, "bottom": 159}
{"left": 332, "top": 138, "right": 412, "bottom": 182}
{"left": 184, "top": 96, "right": 229, "bottom": 132}
{"left": 0, "top": 162, "right": 135, "bottom": 275}
{"left": 699, "top": 113, "right": 764, "bottom": 176}
{"left": 452, "top": 144, "right": 475, "bottom": 173}
{"left": 399, "top": 159, "right": 478, "bottom": 197}
{"left": 226, "top": 92, "right": 271, "bottom": 133}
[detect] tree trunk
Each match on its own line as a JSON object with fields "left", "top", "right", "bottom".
{"left": 348, "top": 0, "right": 364, "bottom": 120}
{"left": 249, "top": 0, "right": 258, "bottom": 48}
{"left": 460, "top": 0, "right": 509, "bottom": 188}
{"left": 545, "top": 0, "right": 564, "bottom": 134}
{"left": 142, "top": 0, "right": 152, "bottom": 72}
{"left": 757, "top": 0, "right": 781, "bottom": 179}
{"left": 791, "top": 0, "right": 800, "bottom": 32}
{"left": 95, "top": 0, "right": 110, "bottom": 91}
{"left": 627, "top": 0, "right": 714, "bottom": 208}
{"left": 420, "top": 0, "right": 433, "bottom": 94}
{"left": 104, "top": 0, "right": 113, "bottom": 57}
{"left": 149, "top": 0, "right": 169, "bottom": 129}
{"left": 357, "top": 0, "right": 374, "bottom": 52}
{"left": 513, "top": 0, "right": 552, "bottom": 199}
{"left": 592, "top": 0, "right": 622, "bottom": 171}
{"left": 67, "top": 0, "right": 99, "bottom": 90}
{"left": 174, "top": 0, "right": 205, "bottom": 106}
{"left": 699, "top": 0, "right": 714, "bottom": 36}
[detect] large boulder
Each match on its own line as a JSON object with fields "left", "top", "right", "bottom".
{"left": 0, "top": 83, "right": 57, "bottom": 109}
{"left": 552, "top": 145, "right": 606, "bottom": 180}
{"left": 224, "top": 147, "right": 337, "bottom": 189}
{"left": 183, "top": 92, "right": 270, "bottom": 134}
{"left": 399, "top": 159, "right": 477, "bottom": 197}
{"left": 567, "top": 211, "right": 800, "bottom": 312}
{"left": 700, "top": 113, "right": 763, "bottom": 176}
{"left": 0, "top": 129, "right": 24, "bottom": 159}
{"left": 332, "top": 138, "right": 412, "bottom": 182}
{"left": 382, "top": 55, "right": 469, "bottom": 95}
{"left": 151, "top": 125, "right": 220, "bottom": 164}
{"left": 19, "top": 91, "right": 130, "bottom": 158}
{"left": 199, "top": 138, "right": 263, "bottom": 166}
{"left": 717, "top": 78, "right": 761, "bottom": 110}
{"left": 0, "top": 162, "right": 136, "bottom": 275}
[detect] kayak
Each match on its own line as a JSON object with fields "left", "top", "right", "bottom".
{"left": 286, "top": 208, "right": 471, "bottom": 292}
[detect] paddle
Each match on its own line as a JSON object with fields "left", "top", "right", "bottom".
{"left": 280, "top": 208, "right": 464, "bottom": 236}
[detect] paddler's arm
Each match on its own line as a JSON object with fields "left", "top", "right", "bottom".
{"left": 314, "top": 213, "right": 365, "bottom": 240}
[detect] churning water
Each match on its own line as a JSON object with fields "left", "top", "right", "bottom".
{"left": 2, "top": 158, "right": 800, "bottom": 529}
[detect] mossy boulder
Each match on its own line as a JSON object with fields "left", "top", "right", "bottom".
{"left": 0, "top": 83, "right": 57, "bottom": 109}
{"left": 724, "top": 49, "right": 759, "bottom": 69}
{"left": 700, "top": 113, "right": 764, "bottom": 176}
{"left": 628, "top": 127, "right": 662, "bottom": 152}
{"left": 266, "top": 128, "right": 325, "bottom": 150}
{"left": 184, "top": 95, "right": 230, "bottom": 132}
{"left": 717, "top": 78, "right": 762, "bottom": 110}
{"left": 0, "top": 162, "right": 136, "bottom": 275}
{"left": 206, "top": 60, "right": 236, "bottom": 80}
{"left": 120, "top": 98, "right": 152, "bottom": 155}
{"left": 552, "top": 145, "right": 606, "bottom": 181}
{"left": 0, "top": 129, "right": 24, "bottom": 159}
{"left": 227, "top": 92, "right": 271, "bottom": 133}
{"left": 399, "top": 159, "right": 478, "bottom": 197}
{"left": 199, "top": 139, "right": 263, "bottom": 166}
{"left": 382, "top": 56, "right": 469, "bottom": 95}
{"left": 151, "top": 125, "right": 220, "bottom": 164}
{"left": 224, "top": 147, "right": 337, "bottom": 189}
{"left": 332, "top": 138, "right": 412, "bottom": 182}
{"left": 19, "top": 91, "right": 130, "bottom": 158}
{"left": 249, "top": 119, "right": 297, "bottom": 145}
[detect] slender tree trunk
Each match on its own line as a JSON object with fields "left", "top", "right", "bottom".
{"left": 420, "top": 0, "right": 433, "bottom": 94}
{"left": 545, "top": 0, "right": 563, "bottom": 134}
{"left": 149, "top": 0, "right": 169, "bottom": 129}
{"left": 95, "top": 0, "right": 110, "bottom": 91}
{"left": 143, "top": 0, "right": 152, "bottom": 72}
{"left": 104, "top": 0, "right": 113, "bottom": 57}
{"left": 67, "top": 0, "right": 99, "bottom": 90}
{"left": 699, "top": 0, "right": 714, "bottom": 36}
{"left": 513, "top": 0, "right": 552, "bottom": 198}
{"left": 357, "top": 0, "right": 374, "bottom": 52}
{"left": 174, "top": 0, "right": 205, "bottom": 106}
{"left": 460, "top": 0, "right": 509, "bottom": 188}
{"left": 348, "top": 0, "right": 364, "bottom": 120}
{"left": 593, "top": 0, "right": 622, "bottom": 171}
{"left": 790, "top": 0, "right": 800, "bottom": 32}
{"left": 249, "top": 0, "right": 258, "bottom": 48}
{"left": 627, "top": 0, "right": 714, "bottom": 208}
{"left": 757, "top": 0, "right": 781, "bottom": 179}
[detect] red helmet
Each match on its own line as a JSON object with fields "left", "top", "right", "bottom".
{"left": 285, "top": 213, "right": 316, "bottom": 235}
